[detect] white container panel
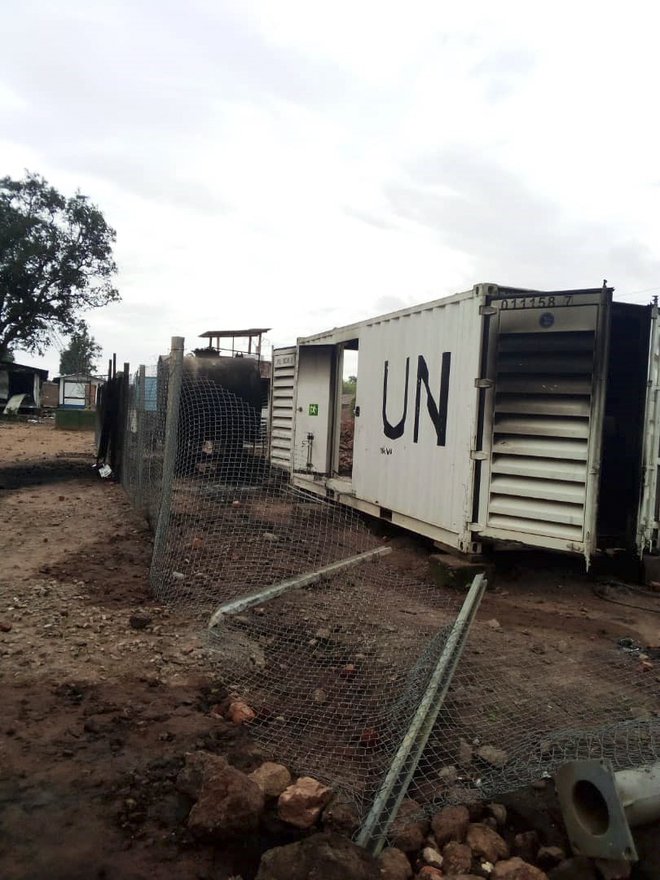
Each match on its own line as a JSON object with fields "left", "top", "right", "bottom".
{"left": 352, "top": 292, "right": 483, "bottom": 545}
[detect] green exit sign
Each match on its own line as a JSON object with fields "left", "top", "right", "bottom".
{"left": 308, "top": 403, "right": 319, "bottom": 416}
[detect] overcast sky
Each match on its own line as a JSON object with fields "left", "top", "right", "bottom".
{"left": 2, "top": 0, "right": 659, "bottom": 377}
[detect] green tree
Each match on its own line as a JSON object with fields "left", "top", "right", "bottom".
{"left": 0, "top": 171, "right": 118, "bottom": 360}
{"left": 342, "top": 375, "right": 357, "bottom": 394}
{"left": 59, "top": 320, "right": 101, "bottom": 375}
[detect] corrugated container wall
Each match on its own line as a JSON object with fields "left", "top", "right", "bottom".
{"left": 352, "top": 291, "right": 483, "bottom": 551}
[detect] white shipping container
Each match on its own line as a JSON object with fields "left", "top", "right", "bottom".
{"left": 270, "top": 283, "right": 660, "bottom": 561}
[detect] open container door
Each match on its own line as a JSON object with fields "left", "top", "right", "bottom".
{"left": 476, "top": 288, "right": 612, "bottom": 559}
{"left": 637, "top": 303, "right": 660, "bottom": 554}
{"left": 292, "top": 345, "right": 336, "bottom": 475}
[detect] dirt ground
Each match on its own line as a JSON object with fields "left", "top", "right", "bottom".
{"left": 1, "top": 421, "right": 659, "bottom": 879}
{"left": 0, "top": 421, "right": 274, "bottom": 880}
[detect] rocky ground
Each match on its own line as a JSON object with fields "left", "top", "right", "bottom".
{"left": 0, "top": 420, "right": 658, "bottom": 880}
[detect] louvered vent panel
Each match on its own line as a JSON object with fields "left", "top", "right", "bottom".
{"left": 486, "top": 331, "right": 595, "bottom": 541}
{"left": 270, "top": 351, "right": 296, "bottom": 468}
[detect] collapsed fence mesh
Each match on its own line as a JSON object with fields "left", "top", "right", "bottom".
{"left": 115, "top": 355, "right": 660, "bottom": 843}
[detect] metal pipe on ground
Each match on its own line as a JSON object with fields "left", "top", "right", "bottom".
{"left": 208, "top": 546, "right": 392, "bottom": 626}
{"left": 556, "top": 759, "right": 660, "bottom": 862}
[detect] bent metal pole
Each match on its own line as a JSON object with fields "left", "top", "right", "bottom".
{"left": 356, "top": 572, "right": 488, "bottom": 856}
{"left": 208, "top": 545, "right": 392, "bottom": 627}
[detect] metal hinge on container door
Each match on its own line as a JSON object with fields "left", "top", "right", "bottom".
{"left": 470, "top": 450, "right": 488, "bottom": 461}
{"left": 474, "top": 378, "right": 493, "bottom": 389}
{"left": 479, "top": 305, "right": 497, "bottom": 316}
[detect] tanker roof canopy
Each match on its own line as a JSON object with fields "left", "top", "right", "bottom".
{"left": 199, "top": 329, "right": 271, "bottom": 338}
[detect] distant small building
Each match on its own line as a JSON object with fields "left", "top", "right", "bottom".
{"left": 57, "top": 374, "right": 104, "bottom": 409}
{"left": 0, "top": 361, "right": 49, "bottom": 411}
{"left": 41, "top": 381, "right": 59, "bottom": 408}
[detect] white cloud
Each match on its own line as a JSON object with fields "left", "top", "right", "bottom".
{"left": 3, "top": 0, "right": 660, "bottom": 377}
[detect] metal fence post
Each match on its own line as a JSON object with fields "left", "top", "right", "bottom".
{"left": 135, "top": 364, "right": 146, "bottom": 512}
{"left": 152, "top": 337, "right": 184, "bottom": 595}
{"left": 115, "top": 362, "right": 130, "bottom": 483}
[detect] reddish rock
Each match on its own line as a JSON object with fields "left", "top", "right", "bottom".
{"left": 442, "top": 841, "right": 473, "bottom": 874}
{"left": 491, "top": 857, "right": 548, "bottom": 879}
{"left": 513, "top": 831, "right": 540, "bottom": 863}
{"left": 227, "top": 699, "right": 256, "bottom": 725}
{"left": 390, "top": 799, "right": 429, "bottom": 853}
{"left": 277, "top": 776, "right": 332, "bottom": 829}
{"left": 249, "top": 762, "right": 292, "bottom": 798}
{"left": 256, "top": 831, "right": 378, "bottom": 880}
{"left": 186, "top": 758, "right": 265, "bottom": 840}
{"left": 431, "top": 804, "right": 470, "bottom": 845}
{"left": 466, "top": 823, "right": 509, "bottom": 863}
{"left": 379, "top": 847, "right": 413, "bottom": 880}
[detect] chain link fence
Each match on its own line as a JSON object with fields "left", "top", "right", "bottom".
{"left": 114, "top": 343, "right": 660, "bottom": 846}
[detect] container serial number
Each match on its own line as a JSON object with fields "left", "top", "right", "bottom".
{"left": 499, "top": 295, "right": 572, "bottom": 310}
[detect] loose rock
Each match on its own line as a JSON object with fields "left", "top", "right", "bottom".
{"left": 390, "top": 799, "right": 429, "bottom": 852}
{"left": 249, "top": 762, "right": 292, "bottom": 798}
{"left": 227, "top": 699, "right": 256, "bottom": 725}
{"left": 421, "top": 846, "right": 443, "bottom": 869}
{"left": 431, "top": 804, "right": 470, "bottom": 845}
{"left": 458, "top": 739, "right": 473, "bottom": 764}
{"left": 277, "top": 776, "right": 332, "bottom": 829}
{"left": 442, "top": 841, "right": 473, "bottom": 874}
{"left": 176, "top": 752, "right": 229, "bottom": 800}
{"left": 312, "top": 688, "right": 327, "bottom": 703}
{"left": 129, "top": 613, "right": 152, "bottom": 630}
{"left": 186, "top": 757, "right": 265, "bottom": 840}
{"left": 487, "top": 803, "right": 507, "bottom": 826}
{"left": 491, "top": 857, "right": 548, "bottom": 879}
{"left": 438, "top": 765, "right": 458, "bottom": 785}
{"left": 321, "top": 797, "right": 360, "bottom": 835}
{"left": 476, "top": 745, "right": 508, "bottom": 766}
{"left": 513, "top": 831, "right": 539, "bottom": 863}
{"left": 466, "top": 823, "right": 509, "bottom": 863}
{"left": 379, "top": 847, "right": 412, "bottom": 880}
{"left": 256, "top": 831, "right": 379, "bottom": 880}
